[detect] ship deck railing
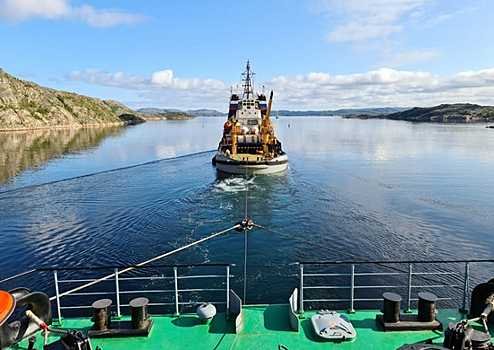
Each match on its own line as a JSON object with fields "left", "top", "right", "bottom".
{"left": 1, "top": 259, "right": 493, "bottom": 323}
{"left": 43, "top": 263, "right": 234, "bottom": 322}
{"left": 297, "top": 259, "right": 494, "bottom": 316}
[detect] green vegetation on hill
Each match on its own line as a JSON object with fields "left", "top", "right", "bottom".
{"left": 0, "top": 69, "right": 145, "bottom": 131}
{"left": 385, "top": 104, "right": 494, "bottom": 122}
{"left": 137, "top": 111, "right": 196, "bottom": 120}
{"left": 274, "top": 107, "right": 408, "bottom": 116}
{"left": 158, "top": 112, "right": 195, "bottom": 120}
{"left": 185, "top": 109, "right": 225, "bottom": 117}
{"left": 138, "top": 107, "right": 407, "bottom": 118}
{"left": 346, "top": 104, "right": 494, "bottom": 122}
{"left": 137, "top": 108, "right": 222, "bottom": 117}
{"left": 137, "top": 108, "right": 182, "bottom": 114}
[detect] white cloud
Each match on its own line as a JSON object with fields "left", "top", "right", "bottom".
{"left": 151, "top": 70, "right": 174, "bottom": 87}
{"left": 424, "top": 7, "right": 477, "bottom": 28}
{"left": 68, "top": 69, "right": 227, "bottom": 92}
{"left": 66, "top": 67, "right": 494, "bottom": 109}
{"left": 327, "top": 23, "right": 404, "bottom": 42}
{"left": 0, "top": 0, "right": 148, "bottom": 27}
{"left": 267, "top": 67, "right": 494, "bottom": 109}
{"left": 377, "top": 49, "right": 442, "bottom": 68}
{"left": 313, "top": 0, "right": 436, "bottom": 42}
{"left": 0, "top": 0, "right": 71, "bottom": 21}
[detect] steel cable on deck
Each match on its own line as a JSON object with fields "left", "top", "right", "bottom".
{"left": 243, "top": 166, "right": 249, "bottom": 304}
{"left": 0, "top": 269, "right": 37, "bottom": 284}
{"left": 48, "top": 224, "right": 240, "bottom": 301}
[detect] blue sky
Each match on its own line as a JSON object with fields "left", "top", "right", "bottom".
{"left": 1, "top": 0, "right": 494, "bottom": 110}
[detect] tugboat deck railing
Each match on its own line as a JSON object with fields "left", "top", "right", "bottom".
{"left": 298, "top": 259, "right": 494, "bottom": 315}
{"left": 49, "top": 263, "right": 233, "bottom": 321}
{"left": 2, "top": 259, "right": 493, "bottom": 322}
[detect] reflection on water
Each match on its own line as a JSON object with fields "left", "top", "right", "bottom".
{"left": 0, "top": 126, "right": 126, "bottom": 186}
{"left": 0, "top": 119, "right": 224, "bottom": 190}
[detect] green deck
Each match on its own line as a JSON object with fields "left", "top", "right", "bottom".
{"left": 12, "top": 306, "right": 492, "bottom": 350}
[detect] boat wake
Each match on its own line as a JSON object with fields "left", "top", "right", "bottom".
{"left": 212, "top": 176, "right": 257, "bottom": 194}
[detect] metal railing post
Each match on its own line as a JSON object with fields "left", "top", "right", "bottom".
{"left": 406, "top": 263, "right": 413, "bottom": 312}
{"left": 53, "top": 270, "right": 62, "bottom": 322}
{"left": 114, "top": 268, "right": 121, "bottom": 318}
{"left": 174, "top": 266, "right": 180, "bottom": 316}
{"left": 349, "top": 264, "right": 355, "bottom": 313}
{"left": 461, "top": 262, "right": 470, "bottom": 312}
{"left": 226, "top": 265, "right": 230, "bottom": 317}
{"left": 299, "top": 264, "right": 304, "bottom": 316}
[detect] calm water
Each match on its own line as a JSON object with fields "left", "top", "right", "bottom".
{"left": 1, "top": 118, "right": 493, "bottom": 309}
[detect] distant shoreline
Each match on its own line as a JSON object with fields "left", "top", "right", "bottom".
{"left": 340, "top": 104, "right": 494, "bottom": 124}
{"left": 341, "top": 114, "right": 493, "bottom": 123}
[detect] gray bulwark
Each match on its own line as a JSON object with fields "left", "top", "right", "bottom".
{"left": 288, "top": 288, "right": 299, "bottom": 332}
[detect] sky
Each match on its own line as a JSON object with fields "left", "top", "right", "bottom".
{"left": 1, "top": 0, "right": 494, "bottom": 111}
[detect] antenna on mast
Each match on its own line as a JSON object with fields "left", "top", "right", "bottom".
{"left": 242, "top": 59, "right": 255, "bottom": 99}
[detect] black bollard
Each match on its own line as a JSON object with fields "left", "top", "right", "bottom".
{"left": 92, "top": 299, "right": 112, "bottom": 331}
{"left": 418, "top": 292, "right": 437, "bottom": 322}
{"left": 382, "top": 292, "right": 402, "bottom": 323}
{"left": 130, "top": 297, "right": 150, "bottom": 329}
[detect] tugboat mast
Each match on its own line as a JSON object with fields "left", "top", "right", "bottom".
{"left": 242, "top": 59, "right": 255, "bottom": 99}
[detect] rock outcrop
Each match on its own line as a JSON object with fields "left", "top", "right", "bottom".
{"left": 345, "top": 104, "right": 494, "bottom": 123}
{"left": 384, "top": 104, "right": 494, "bottom": 122}
{"left": 0, "top": 69, "right": 145, "bottom": 131}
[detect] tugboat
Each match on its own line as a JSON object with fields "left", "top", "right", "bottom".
{"left": 213, "top": 60, "right": 287, "bottom": 174}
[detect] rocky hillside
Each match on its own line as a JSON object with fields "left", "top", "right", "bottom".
{"left": 138, "top": 107, "right": 223, "bottom": 117}
{"left": 137, "top": 108, "right": 182, "bottom": 114}
{"left": 384, "top": 104, "right": 494, "bottom": 122}
{"left": 156, "top": 112, "right": 195, "bottom": 119}
{"left": 274, "top": 107, "right": 409, "bottom": 116}
{"left": 346, "top": 104, "right": 494, "bottom": 122}
{"left": 0, "top": 69, "right": 145, "bottom": 131}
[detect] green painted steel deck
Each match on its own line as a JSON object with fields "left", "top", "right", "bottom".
{"left": 11, "top": 305, "right": 493, "bottom": 350}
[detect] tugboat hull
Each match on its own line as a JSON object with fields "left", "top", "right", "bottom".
{"left": 215, "top": 154, "right": 287, "bottom": 175}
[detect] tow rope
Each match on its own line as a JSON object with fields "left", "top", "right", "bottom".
{"left": 49, "top": 224, "right": 239, "bottom": 301}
